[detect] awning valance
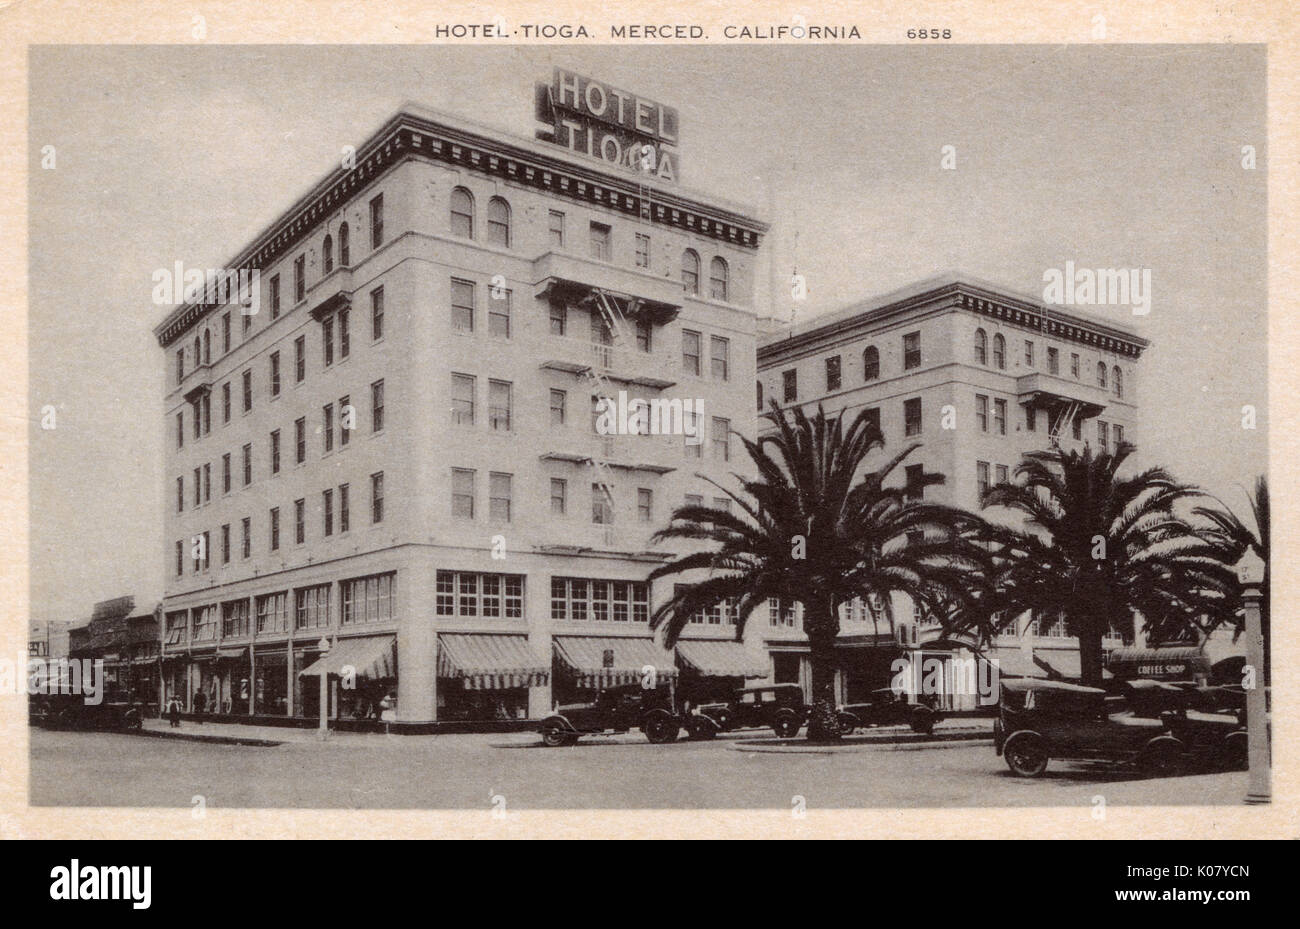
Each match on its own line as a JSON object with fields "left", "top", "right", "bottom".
{"left": 676, "top": 640, "right": 767, "bottom": 679}
{"left": 215, "top": 647, "right": 247, "bottom": 661}
{"left": 299, "top": 636, "right": 396, "bottom": 679}
{"left": 1106, "top": 646, "right": 1209, "bottom": 680}
{"left": 554, "top": 636, "right": 677, "bottom": 689}
{"left": 438, "top": 634, "right": 549, "bottom": 690}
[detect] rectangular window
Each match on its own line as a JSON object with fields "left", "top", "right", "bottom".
{"left": 193, "top": 467, "right": 201, "bottom": 507}
{"left": 489, "top": 472, "right": 512, "bottom": 522}
{"left": 294, "top": 584, "right": 331, "bottom": 630}
{"left": 294, "top": 336, "right": 305, "bottom": 383}
{"left": 193, "top": 400, "right": 201, "bottom": 440}
{"left": 371, "top": 379, "right": 385, "bottom": 432}
{"left": 996, "top": 464, "right": 1009, "bottom": 486}
{"left": 295, "top": 417, "right": 306, "bottom": 464}
{"left": 1071, "top": 353, "right": 1080, "bottom": 378}
{"left": 270, "top": 351, "right": 281, "bottom": 397}
{"left": 977, "top": 460, "right": 991, "bottom": 498}
{"left": 1026, "top": 406, "right": 1037, "bottom": 432}
{"left": 1113, "top": 424, "right": 1124, "bottom": 445}
{"left": 271, "top": 429, "right": 281, "bottom": 474}
{"left": 242, "top": 444, "right": 251, "bottom": 486}
{"left": 451, "top": 374, "right": 476, "bottom": 425}
{"left": 369, "top": 193, "right": 384, "bottom": 249}
{"left": 488, "top": 380, "right": 511, "bottom": 431}
{"left": 549, "top": 389, "right": 566, "bottom": 427}
{"left": 294, "top": 498, "right": 305, "bottom": 545}
{"left": 550, "top": 577, "right": 647, "bottom": 623}
{"left": 243, "top": 305, "right": 252, "bottom": 335}
{"left": 339, "top": 483, "right": 350, "bottom": 533}
{"left": 712, "top": 417, "right": 730, "bottom": 462}
{"left": 864, "top": 406, "right": 880, "bottom": 434}
{"left": 685, "top": 493, "right": 703, "bottom": 508}
{"left": 176, "top": 411, "right": 184, "bottom": 449}
{"left": 488, "top": 289, "right": 511, "bottom": 338}
{"left": 710, "top": 336, "right": 730, "bottom": 380}
{"left": 452, "top": 468, "right": 474, "bottom": 519}
{"left": 635, "top": 233, "right": 650, "bottom": 268}
{"left": 222, "top": 453, "right": 231, "bottom": 493}
{"left": 904, "top": 464, "right": 924, "bottom": 501}
{"left": 1073, "top": 417, "right": 1083, "bottom": 441}
{"left": 203, "top": 463, "right": 211, "bottom": 502}
{"left": 438, "top": 571, "right": 523, "bottom": 620}
{"left": 242, "top": 369, "right": 252, "bottom": 413}
{"left": 636, "top": 319, "right": 652, "bottom": 353}
{"left": 589, "top": 222, "right": 611, "bottom": 261}
{"left": 270, "top": 506, "right": 280, "bottom": 551}
{"left": 192, "top": 605, "right": 218, "bottom": 641}
{"left": 222, "top": 382, "right": 231, "bottom": 423}
{"left": 341, "top": 573, "right": 395, "bottom": 626}
{"left": 256, "top": 592, "right": 289, "bottom": 634}
{"left": 1098, "top": 420, "right": 1110, "bottom": 453}
{"left": 904, "top": 398, "right": 922, "bottom": 437}
{"left": 202, "top": 395, "right": 211, "bottom": 435}
{"left": 339, "top": 307, "right": 350, "bottom": 359}
{"left": 592, "top": 484, "right": 614, "bottom": 525}
{"left": 1047, "top": 347, "right": 1059, "bottom": 375}
{"left": 825, "top": 355, "right": 841, "bottom": 392}
{"left": 903, "top": 331, "right": 921, "bottom": 369}
{"left": 323, "top": 488, "right": 334, "bottom": 537}
{"left": 682, "top": 330, "right": 702, "bottom": 375}
{"left": 222, "top": 313, "right": 231, "bottom": 355}
{"left": 339, "top": 395, "right": 351, "bottom": 446}
{"left": 977, "top": 394, "right": 989, "bottom": 432}
{"left": 548, "top": 210, "right": 565, "bottom": 247}
{"left": 548, "top": 300, "right": 565, "bottom": 336}
{"left": 994, "top": 399, "right": 1007, "bottom": 436}
{"left": 323, "top": 404, "right": 334, "bottom": 453}
{"left": 175, "top": 540, "right": 183, "bottom": 576}
{"left": 684, "top": 411, "right": 702, "bottom": 458}
{"left": 221, "top": 524, "right": 230, "bottom": 564}
{"left": 294, "top": 255, "right": 305, "bottom": 303}
{"left": 270, "top": 275, "right": 281, "bottom": 319}
{"left": 637, "top": 488, "right": 653, "bottom": 523}
{"left": 370, "top": 471, "right": 384, "bottom": 523}
{"left": 783, "top": 369, "right": 798, "bottom": 402}
{"left": 550, "top": 478, "right": 567, "bottom": 515}
{"left": 241, "top": 517, "right": 250, "bottom": 559}
{"left": 323, "top": 316, "right": 334, "bottom": 367}
{"left": 371, "top": 287, "right": 384, "bottom": 340}
{"left": 1024, "top": 340, "right": 1035, "bottom": 367}
{"left": 176, "top": 476, "right": 184, "bottom": 513}
{"left": 452, "top": 279, "right": 475, "bottom": 332}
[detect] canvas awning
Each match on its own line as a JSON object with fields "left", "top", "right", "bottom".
{"left": 215, "top": 647, "right": 247, "bottom": 661}
{"left": 554, "top": 636, "right": 678, "bottom": 689}
{"left": 676, "top": 640, "right": 767, "bottom": 678}
{"left": 985, "top": 650, "right": 1047, "bottom": 679}
{"left": 1106, "top": 646, "right": 1210, "bottom": 681}
{"left": 438, "top": 634, "right": 549, "bottom": 690}
{"left": 299, "top": 636, "right": 396, "bottom": 679}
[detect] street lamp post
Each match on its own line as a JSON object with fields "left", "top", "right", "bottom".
{"left": 316, "top": 636, "right": 331, "bottom": 742}
{"left": 1235, "top": 550, "right": 1268, "bottom": 804}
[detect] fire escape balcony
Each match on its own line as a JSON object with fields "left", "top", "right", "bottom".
{"left": 533, "top": 251, "right": 684, "bottom": 325}
{"left": 539, "top": 433, "right": 679, "bottom": 475}
{"left": 1016, "top": 372, "right": 1110, "bottom": 419}
{"left": 539, "top": 336, "right": 677, "bottom": 390}
{"left": 307, "top": 267, "right": 354, "bottom": 321}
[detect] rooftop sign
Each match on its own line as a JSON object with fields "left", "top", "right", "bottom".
{"left": 536, "top": 68, "right": 679, "bottom": 182}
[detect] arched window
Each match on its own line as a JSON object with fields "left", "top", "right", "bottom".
{"left": 338, "top": 223, "right": 350, "bottom": 267}
{"left": 992, "top": 334, "right": 1006, "bottom": 370}
{"left": 681, "top": 249, "right": 700, "bottom": 295}
{"left": 1113, "top": 366, "right": 1123, "bottom": 398}
{"left": 487, "top": 197, "right": 511, "bottom": 248}
{"left": 974, "top": 328, "right": 987, "bottom": 365}
{"left": 202, "top": 329, "right": 211, "bottom": 365}
{"left": 323, "top": 234, "right": 334, "bottom": 274}
{"left": 709, "top": 257, "right": 729, "bottom": 301}
{"left": 451, "top": 187, "right": 474, "bottom": 239}
{"left": 1097, "top": 362, "right": 1108, "bottom": 388}
{"left": 863, "top": 345, "right": 880, "bottom": 381}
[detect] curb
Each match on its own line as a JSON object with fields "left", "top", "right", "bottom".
{"left": 732, "top": 730, "right": 994, "bottom": 754}
{"left": 132, "top": 728, "right": 284, "bottom": 747}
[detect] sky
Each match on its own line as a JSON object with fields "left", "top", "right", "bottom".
{"left": 27, "top": 43, "right": 1266, "bottom": 627}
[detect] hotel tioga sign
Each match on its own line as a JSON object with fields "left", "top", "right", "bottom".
{"left": 536, "top": 68, "right": 680, "bottom": 182}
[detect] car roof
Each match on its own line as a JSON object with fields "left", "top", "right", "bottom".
{"left": 1000, "top": 678, "right": 1107, "bottom": 696}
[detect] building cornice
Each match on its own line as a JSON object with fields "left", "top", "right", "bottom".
{"left": 154, "top": 109, "right": 769, "bottom": 349}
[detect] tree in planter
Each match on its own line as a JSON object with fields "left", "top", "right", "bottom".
{"left": 648, "top": 401, "right": 986, "bottom": 741}
{"left": 978, "top": 441, "right": 1236, "bottom": 687}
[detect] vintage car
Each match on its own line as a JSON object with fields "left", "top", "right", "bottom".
{"left": 837, "top": 687, "right": 941, "bottom": 735}
{"left": 39, "top": 694, "right": 144, "bottom": 732}
{"left": 687, "top": 683, "right": 807, "bottom": 739}
{"left": 994, "top": 678, "right": 1188, "bottom": 777}
{"left": 539, "top": 684, "right": 681, "bottom": 746}
{"left": 1123, "top": 680, "right": 1247, "bottom": 771}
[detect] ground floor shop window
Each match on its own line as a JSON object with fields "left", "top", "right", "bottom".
{"left": 255, "top": 653, "right": 288, "bottom": 715}
{"left": 438, "top": 687, "right": 528, "bottom": 721}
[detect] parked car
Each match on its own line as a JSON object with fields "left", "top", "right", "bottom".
{"left": 837, "top": 687, "right": 941, "bottom": 735}
{"left": 1123, "top": 679, "right": 1247, "bottom": 771}
{"left": 39, "top": 694, "right": 144, "bottom": 732}
{"left": 994, "top": 678, "right": 1188, "bottom": 777}
{"left": 687, "top": 683, "right": 807, "bottom": 739}
{"left": 539, "top": 684, "right": 680, "bottom": 746}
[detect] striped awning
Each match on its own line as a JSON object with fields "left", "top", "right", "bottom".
{"left": 299, "top": 636, "right": 396, "bottom": 679}
{"left": 554, "top": 636, "right": 678, "bottom": 689}
{"left": 1106, "top": 646, "right": 1209, "bottom": 681}
{"left": 438, "top": 634, "right": 549, "bottom": 691}
{"left": 676, "top": 640, "right": 767, "bottom": 679}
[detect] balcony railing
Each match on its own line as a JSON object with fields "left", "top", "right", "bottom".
{"left": 1016, "top": 372, "right": 1114, "bottom": 415}
{"left": 540, "top": 335, "right": 676, "bottom": 390}
{"left": 532, "top": 251, "right": 684, "bottom": 323}
{"left": 307, "top": 267, "right": 354, "bottom": 321}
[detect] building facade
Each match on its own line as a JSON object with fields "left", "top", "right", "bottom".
{"left": 66, "top": 596, "right": 161, "bottom": 710}
{"left": 757, "top": 276, "right": 1150, "bottom": 707}
{"left": 153, "top": 98, "right": 772, "bottom": 727}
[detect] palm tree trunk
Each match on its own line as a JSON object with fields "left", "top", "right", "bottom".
{"left": 805, "top": 600, "right": 841, "bottom": 741}
{"left": 1078, "top": 621, "right": 1105, "bottom": 688}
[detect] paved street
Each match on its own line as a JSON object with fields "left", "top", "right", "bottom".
{"left": 28, "top": 727, "right": 1247, "bottom": 810}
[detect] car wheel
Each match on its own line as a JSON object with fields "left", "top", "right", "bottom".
{"left": 836, "top": 713, "right": 858, "bottom": 736}
{"left": 1140, "top": 739, "right": 1186, "bottom": 776}
{"left": 910, "top": 708, "right": 935, "bottom": 735}
{"left": 1220, "top": 733, "right": 1248, "bottom": 771}
{"left": 643, "top": 716, "right": 680, "bottom": 744}
{"left": 541, "top": 723, "right": 572, "bottom": 747}
{"left": 686, "top": 717, "right": 717, "bottom": 741}
{"left": 1003, "top": 732, "right": 1049, "bottom": 777}
{"left": 772, "top": 713, "right": 800, "bottom": 739}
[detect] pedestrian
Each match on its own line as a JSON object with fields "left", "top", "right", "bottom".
{"left": 193, "top": 689, "right": 206, "bottom": 724}
{"left": 167, "top": 696, "right": 182, "bottom": 728}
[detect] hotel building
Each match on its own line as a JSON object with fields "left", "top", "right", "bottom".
{"left": 153, "top": 92, "right": 772, "bottom": 728}
{"left": 757, "top": 277, "right": 1150, "bottom": 707}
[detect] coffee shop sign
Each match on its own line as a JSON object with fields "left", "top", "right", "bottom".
{"left": 536, "top": 68, "right": 680, "bottom": 182}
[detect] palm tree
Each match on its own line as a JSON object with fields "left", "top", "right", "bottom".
{"left": 1193, "top": 475, "right": 1269, "bottom": 680}
{"left": 978, "top": 441, "right": 1235, "bottom": 687}
{"left": 648, "top": 401, "right": 986, "bottom": 740}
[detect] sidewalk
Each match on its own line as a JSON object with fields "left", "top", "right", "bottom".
{"left": 733, "top": 716, "right": 996, "bottom": 753}
{"left": 139, "top": 718, "right": 395, "bottom": 746}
